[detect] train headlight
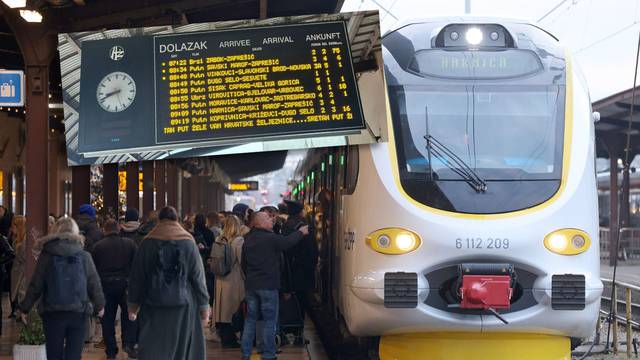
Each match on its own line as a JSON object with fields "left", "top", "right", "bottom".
{"left": 465, "top": 27, "right": 483, "bottom": 45}
{"left": 366, "top": 228, "right": 421, "bottom": 255}
{"left": 543, "top": 229, "right": 591, "bottom": 255}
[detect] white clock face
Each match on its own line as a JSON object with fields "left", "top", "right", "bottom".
{"left": 96, "top": 71, "right": 136, "bottom": 113}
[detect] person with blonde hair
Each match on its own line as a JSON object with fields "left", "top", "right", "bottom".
{"left": 18, "top": 217, "right": 105, "bottom": 360}
{"left": 10, "top": 216, "right": 27, "bottom": 315}
{"left": 212, "top": 214, "right": 245, "bottom": 348}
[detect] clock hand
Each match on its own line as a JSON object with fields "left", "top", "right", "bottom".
{"left": 100, "top": 89, "right": 122, "bottom": 101}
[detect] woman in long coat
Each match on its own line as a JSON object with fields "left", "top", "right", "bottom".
{"left": 127, "top": 207, "right": 210, "bottom": 360}
{"left": 10, "top": 216, "right": 27, "bottom": 308}
{"left": 213, "top": 215, "right": 245, "bottom": 348}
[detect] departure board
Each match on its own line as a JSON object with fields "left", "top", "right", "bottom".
{"left": 154, "top": 21, "right": 365, "bottom": 144}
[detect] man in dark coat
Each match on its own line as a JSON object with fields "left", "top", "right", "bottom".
{"left": 127, "top": 207, "right": 210, "bottom": 360}
{"left": 240, "top": 212, "right": 308, "bottom": 360}
{"left": 76, "top": 204, "right": 103, "bottom": 252}
{"left": 92, "top": 220, "right": 138, "bottom": 359}
{"left": 282, "top": 200, "right": 318, "bottom": 302}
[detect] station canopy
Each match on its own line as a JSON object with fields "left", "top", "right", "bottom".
{"left": 593, "top": 86, "right": 640, "bottom": 159}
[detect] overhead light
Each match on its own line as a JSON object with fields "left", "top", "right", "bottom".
{"left": 19, "top": 9, "right": 43, "bottom": 23}
{"left": 2, "top": 0, "right": 26, "bottom": 8}
{"left": 465, "top": 27, "right": 483, "bottom": 46}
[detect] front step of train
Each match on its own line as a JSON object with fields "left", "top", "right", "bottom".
{"left": 378, "top": 263, "right": 573, "bottom": 360}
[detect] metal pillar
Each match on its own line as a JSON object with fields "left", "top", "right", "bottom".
{"left": 103, "top": 163, "right": 119, "bottom": 218}
{"left": 154, "top": 160, "right": 166, "bottom": 210}
{"left": 609, "top": 154, "right": 619, "bottom": 267}
{"left": 167, "top": 161, "right": 178, "bottom": 209}
{"left": 48, "top": 132, "right": 61, "bottom": 216}
{"left": 125, "top": 162, "right": 139, "bottom": 211}
{"left": 142, "top": 161, "right": 154, "bottom": 216}
{"left": 71, "top": 166, "right": 90, "bottom": 218}
{"left": 621, "top": 165, "right": 630, "bottom": 227}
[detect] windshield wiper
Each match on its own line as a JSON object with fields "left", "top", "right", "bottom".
{"left": 424, "top": 106, "right": 487, "bottom": 193}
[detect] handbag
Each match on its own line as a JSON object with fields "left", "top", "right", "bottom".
{"left": 0, "top": 235, "right": 16, "bottom": 266}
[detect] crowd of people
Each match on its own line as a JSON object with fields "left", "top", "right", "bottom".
{"left": 0, "top": 199, "right": 317, "bottom": 360}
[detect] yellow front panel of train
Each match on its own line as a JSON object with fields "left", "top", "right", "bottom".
{"left": 379, "top": 332, "right": 570, "bottom": 360}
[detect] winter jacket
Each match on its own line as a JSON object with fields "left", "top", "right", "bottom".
{"left": 242, "top": 228, "right": 303, "bottom": 291}
{"left": 19, "top": 232, "right": 105, "bottom": 316}
{"left": 76, "top": 214, "right": 103, "bottom": 252}
{"left": 92, "top": 233, "right": 137, "bottom": 281}
{"left": 282, "top": 215, "right": 318, "bottom": 292}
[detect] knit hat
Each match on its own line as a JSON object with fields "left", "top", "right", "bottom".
{"left": 284, "top": 200, "right": 303, "bottom": 216}
{"left": 78, "top": 204, "right": 96, "bottom": 220}
{"left": 125, "top": 208, "right": 139, "bottom": 222}
{"left": 232, "top": 203, "right": 250, "bottom": 218}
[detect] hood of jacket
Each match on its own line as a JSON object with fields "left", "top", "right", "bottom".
{"left": 144, "top": 219, "right": 194, "bottom": 241}
{"left": 36, "top": 232, "right": 85, "bottom": 256}
{"left": 121, "top": 221, "right": 141, "bottom": 233}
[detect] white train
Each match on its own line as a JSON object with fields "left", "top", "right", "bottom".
{"left": 292, "top": 17, "right": 601, "bottom": 359}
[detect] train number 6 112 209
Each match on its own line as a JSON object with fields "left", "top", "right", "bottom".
{"left": 455, "top": 238, "right": 510, "bottom": 249}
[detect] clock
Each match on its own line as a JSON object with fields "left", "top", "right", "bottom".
{"left": 96, "top": 71, "right": 137, "bottom": 113}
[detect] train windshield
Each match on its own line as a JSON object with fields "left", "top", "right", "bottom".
{"left": 393, "top": 84, "right": 563, "bottom": 180}
{"left": 386, "top": 50, "right": 566, "bottom": 214}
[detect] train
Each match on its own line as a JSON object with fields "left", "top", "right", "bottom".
{"left": 290, "top": 17, "right": 602, "bottom": 360}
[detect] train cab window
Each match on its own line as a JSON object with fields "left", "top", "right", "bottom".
{"left": 344, "top": 145, "right": 359, "bottom": 195}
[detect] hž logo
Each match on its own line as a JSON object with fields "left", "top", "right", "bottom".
{"left": 109, "top": 46, "right": 125, "bottom": 61}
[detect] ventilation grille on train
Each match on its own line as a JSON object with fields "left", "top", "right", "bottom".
{"left": 384, "top": 272, "right": 418, "bottom": 308}
{"left": 551, "top": 274, "right": 585, "bottom": 310}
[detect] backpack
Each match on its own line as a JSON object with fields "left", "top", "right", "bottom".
{"left": 210, "top": 237, "right": 234, "bottom": 276}
{"left": 146, "top": 242, "right": 189, "bottom": 307}
{"left": 45, "top": 252, "right": 88, "bottom": 311}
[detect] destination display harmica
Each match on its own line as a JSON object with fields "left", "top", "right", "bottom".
{"left": 154, "top": 22, "right": 364, "bottom": 145}
{"left": 74, "top": 20, "right": 366, "bottom": 156}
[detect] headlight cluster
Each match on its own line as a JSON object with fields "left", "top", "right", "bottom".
{"left": 543, "top": 229, "right": 591, "bottom": 255}
{"left": 366, "top": 228, "right": 421, "bottom": 255}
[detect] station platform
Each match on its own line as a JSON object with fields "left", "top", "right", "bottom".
{"left": 0, "top": 296, "right": 329, "bottom": 360}
{"left": 601, "top": 261, "right": 640, "bottom": 285}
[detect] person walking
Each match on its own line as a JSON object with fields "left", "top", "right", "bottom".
{"left": 282, "top": 200, "right": 318, "bottom": 314}
{"left": 127, "top": 206, "right": 210, "bottom": 360}
{"left": 76, "top": 204, "right": 103, "bottom": 251}
{"left": 212, "top": 215, "right": 245, "bottom": 348}
{"left": 240, "top": 212, "right": 308, "bottom": 360}
{"left": 18, "top": 217, "right": 105, "bottom": 360}
{"left": 92, "top": 219, "right": 138, "bottom": 359}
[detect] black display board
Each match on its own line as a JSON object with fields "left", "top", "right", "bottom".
{"left": 77, "top": 21, "right": 365, "bottom": 155}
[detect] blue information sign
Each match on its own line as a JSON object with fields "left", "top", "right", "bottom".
{"left": 0, "top": 70, "right": 25, "bottom": 106}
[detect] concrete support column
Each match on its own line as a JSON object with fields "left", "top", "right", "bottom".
{"left": 142, "top": 161, "right": 154, "bottom": 217}
{"left": 154, "top": 160, "right": 166, "bottom": 210}
{"left": 103, "top": 163, "right": 119, "bottom": 218}
{"left": 71, "top": 166, "right": 90, "bottom": 218}
{"left": 125, "top": 162, "right": 139, "bottom": 211}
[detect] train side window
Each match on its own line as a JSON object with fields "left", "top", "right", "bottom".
{"left": 344, "top": 145, "right": 359, "bottom": 195}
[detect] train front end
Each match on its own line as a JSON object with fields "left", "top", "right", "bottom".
{"left": 342, "top": 18, "right": 602, "bottom": 359}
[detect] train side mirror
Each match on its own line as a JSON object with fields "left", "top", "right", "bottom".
{"left": 592, "top": 111, "right": 601, "bottom": 123}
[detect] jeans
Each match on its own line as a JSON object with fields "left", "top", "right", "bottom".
{"left": 102, "top": 279, "right": 138, "bottom": 357}
{"left": 241, "top": 289, "right": 279, "bottom": 359}
{"left": 42, "top": 311, "right": 87, "bottom": 360}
